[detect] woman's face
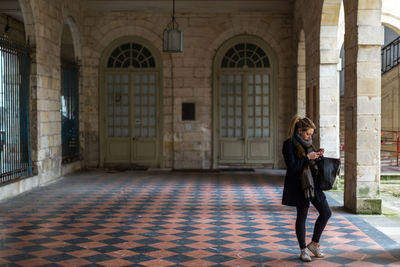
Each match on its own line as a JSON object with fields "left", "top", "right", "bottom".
{"left": 299, "top": 128, "right": 314, "bottom": 141}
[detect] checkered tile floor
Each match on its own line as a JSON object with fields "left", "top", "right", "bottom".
{"left": 0, "top": 171, "right": 399, "bottom": 266}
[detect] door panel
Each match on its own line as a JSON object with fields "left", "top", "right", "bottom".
{"left": 105, "top": 72, "right": 158, "bottom": 165}
{"left": 107, "top": 139, "right": 130, "bottom": 162}
{"left": 134, "top": 138, "right": 157, "bottom": 160}
{"left": 220, "top": 139, "right": 245, "bottom": 161}
{"left": 219, "top": 74, "right": 244, "bottom": 162}
{"left": 247, "top": 74, "right": 271, "bottom": 161}
{"left": 105, "top": 73, "right": 131, "bottom": 163}
{"left": 218, "top": 73, "right": 272, "bottom": 164}
{"left": 248, "top": 140, "right": 270, "bottom": 160}
{"left": 132, "top": 73, "right": 158, "bottom": 162}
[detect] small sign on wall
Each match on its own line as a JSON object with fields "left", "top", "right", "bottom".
{"left": 182, "top": 102, "right": 195, "bottom": 121}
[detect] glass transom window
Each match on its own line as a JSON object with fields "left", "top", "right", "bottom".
{"left": 221, "top": 42, "right": 270, "bottom": 68}
{"left": 107, "top": 43, "right": 156, "bottom": 68}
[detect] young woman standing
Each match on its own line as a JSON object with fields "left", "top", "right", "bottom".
{"left": 282, "top": 115, "right": 332, "bottom": 262}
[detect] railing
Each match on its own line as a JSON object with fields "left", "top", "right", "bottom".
{"left": 381, "top": 130, "right": 400, "bottom": 166}
{"left": 382, "top": 35, "right": 400, "bottom": 74}
{"left": 340, "top": 130, "right": 400, "bottom": 166}
{"left": 0, "top": 37, "right": 32, "bottom": 184}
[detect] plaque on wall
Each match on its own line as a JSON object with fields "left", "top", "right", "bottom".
{"left": 182, "top": 102, "right": 195, "bottom": 121}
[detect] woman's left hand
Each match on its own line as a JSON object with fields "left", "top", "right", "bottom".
{"left": 317, "top": 148, "right": 324, "bottom": 156}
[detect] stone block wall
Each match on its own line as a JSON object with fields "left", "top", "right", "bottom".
{"left": 81, "top": 11, "right": 296, "bottom": 169}
{"left": 0, "top": 14, "right": 26, "bottom": 44}
{"left": 25, "top": 0, "right": 82, "bottom": 182}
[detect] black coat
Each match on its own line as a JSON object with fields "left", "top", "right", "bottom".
{"left": 281, "top": 138, "right": 326, "bottom": 207}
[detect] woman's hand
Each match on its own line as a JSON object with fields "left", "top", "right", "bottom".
{"left": 307, "top": 151, "right": 320, "bottom": 160}
{"left": 317, "top": 148, "right": 324, "bottom": 157}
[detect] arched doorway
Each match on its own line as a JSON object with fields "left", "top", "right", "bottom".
{"left": 319, "top": 0, "right": 343, "bottom": 159}
{"left": 213, "top": 35, "right": 277, "bottom": 168}
{"left": 60, "top": 18, "right": 80, "bottom": 164}
{"left": 99, "top": 37, "right": 162, "bottom": 168}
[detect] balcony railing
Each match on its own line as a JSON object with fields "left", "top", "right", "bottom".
{"left": 382, "top": 35, "right": 400, "bottom": 74}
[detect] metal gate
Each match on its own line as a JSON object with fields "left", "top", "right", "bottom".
{"left": 0, "top": 37, "right": 31, "bottom": 184}
{"left": 61, "top": 62, "right": 79, "bottom": 163}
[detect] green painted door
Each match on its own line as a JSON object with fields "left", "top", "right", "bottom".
{"left": 214, "top": 38, "right": 276, "bottom": 166}
{"left": 219, "top": 73, "right": 271, "bottom": 164}
{"left": 105, "top": 72, "right": 158, "bottom": 165}
{"left": 101, "top": 39, "right": 161, "bottom": 167}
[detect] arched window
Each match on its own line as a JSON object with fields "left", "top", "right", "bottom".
{"left": 221, "top": 42, "right": 270, "bottom": 68}
{"left": 107, "top": 43, "right": 156, "bottom": 68}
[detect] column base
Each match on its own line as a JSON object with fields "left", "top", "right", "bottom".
{"left": 355, "top": 198, "right": 382, "bottom": 214}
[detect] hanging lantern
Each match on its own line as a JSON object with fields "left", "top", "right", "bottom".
{"left": 163, "top": 0, "right": 183, "bottom": 53}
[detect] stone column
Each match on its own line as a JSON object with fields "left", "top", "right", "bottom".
{"left": 32, "top": 0, "right": 64, "bottom": 184}
{"left": 343, "top": 0, "right": 383, "bottom": 214}
{"left": 319, "top": 25, "right": 340, "bottom": 159}
{"left": 297, "top": 30, "right": 306, "bottom": 117}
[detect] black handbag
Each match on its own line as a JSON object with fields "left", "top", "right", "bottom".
{"left": 316, "top": 156, "right": 341, "bottom": 191}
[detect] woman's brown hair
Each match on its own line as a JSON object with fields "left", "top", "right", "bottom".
{"left": 287, "top": 115, "right": 316, "bottom": 139}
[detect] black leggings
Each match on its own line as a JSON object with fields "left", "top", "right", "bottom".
{"left": 295, "top": 198, "right": 331, "bottom": 249}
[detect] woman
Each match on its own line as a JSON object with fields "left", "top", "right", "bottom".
{"left": 282, "top": 115, "right": 332, "bottom": 262}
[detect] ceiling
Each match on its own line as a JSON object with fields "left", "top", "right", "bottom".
{"left": 0, "top": 0, "right": 23, "bottom": 21}
{"left": 81, "top": 0, "right": 294, "bottom": 14}
{"left": 0, "top": 0, "right": 294, "bottom": 22}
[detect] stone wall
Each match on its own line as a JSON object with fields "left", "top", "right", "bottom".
{"left": 0, "top": 0, "right": 82, "bottom": 200}
{"left": 81, "top": 11, "right": 296, "bottom": 169}
{"left": 293, "top": 0, "right": 341, "bottom": 157}
{"left": 0, "top": 13, "right": 26, "bottom": 44}
{"left": 292, "top": 0, "right": 324, "bottom": 130}
{"left": 27, "top": 0, "right": 82, "bottom": 182}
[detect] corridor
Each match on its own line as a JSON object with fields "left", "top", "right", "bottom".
{"left": 0, "top": 170, "right": 399, "bottom": 266}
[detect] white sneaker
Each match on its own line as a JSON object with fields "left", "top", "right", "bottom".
{"left": 299, "top": 248, "right": 312, "bottom": 262}
{"left": 307, "top": 242, "right": 325, "bottom": 258}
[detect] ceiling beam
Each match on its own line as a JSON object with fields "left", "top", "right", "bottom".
{"left": 81, "top": 0, "right": 293, "bottom": 14}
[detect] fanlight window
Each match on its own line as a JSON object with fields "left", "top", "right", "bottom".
{"left": 221, "top": 43, "right": 270, "bottom": 68}
{"left": 107, "top": 43, "right": 156, "bottom": 68}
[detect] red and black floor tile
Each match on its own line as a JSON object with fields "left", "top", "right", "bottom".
{"left": 0, "top": 171, "right": 399, "bottom": 266}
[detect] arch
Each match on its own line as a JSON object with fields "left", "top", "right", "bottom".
{"left": 297, "top": 29, "right": 306, "bottom": 117}
{"left": 220, "top": 42, "right": 270, "bottom": 68}
{"left": 94, "top": 26, "right": 164, "bottom": 65}
{"left": 100, "top": 36, "right": 162, "bottom": 73}
{"left": 207, "top": 27, "right": 282, "bottom": 71}
{"left": 382, "top": 17, "right": 400, "bottom": 35}
{"left": 212, "top": 35, "right": 279, "bottom": 168}
{"left": 99, "top": 36, "right": 163, "bottom": 168}
{"left": 60, "top": 17, "right": 81, "bottom": 165}
{"left": 63, "top": 16, "right": 82, "bottom": 61}
{"left": 17, "top": 0, "right": 35, "bottom": 46}
{"left": 320, "top": 0, "right": 342, "bottom": 63}
{"left": 319, "top": 0, "right": 342, "bottom": 159}
{"left": 382, "top": 0, "right": 400, "bottom": 34}
{"left": 106, "top": 42, "right": 156, "bottom": 68}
